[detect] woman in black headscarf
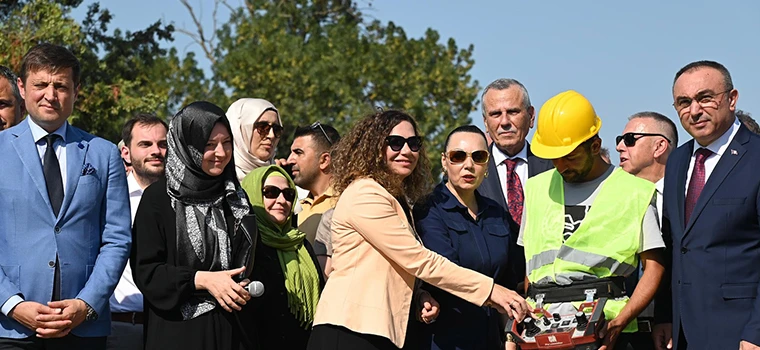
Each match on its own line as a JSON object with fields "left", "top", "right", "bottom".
{"left": 132, "top": 101, "right": 256, "bottom": 350}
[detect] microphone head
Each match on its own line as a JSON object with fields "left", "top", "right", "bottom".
{"left": 246, "top": 281, "right": 265, "bottom": 297}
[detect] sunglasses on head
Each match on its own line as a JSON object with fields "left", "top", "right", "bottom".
{"left": 385, "top": 135, "right": 422, "bottom": 152}
{"left": 262, "top": 185, "right": 297, "bottom": 202}
{"left": 615, "top": 132, "right": 672, "bottom": 147}
{"left": 310, "top": 121, "right": 333, "bottom": 145}
{"left": 253, "top": 121, "right": 284, "bottom": 138}
{"left": 447, "top": 150, "right": 490, "bottom": 164}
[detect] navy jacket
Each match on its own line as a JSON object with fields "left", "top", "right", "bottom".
{"left": 413, "top": 183, "right": 515, "bottom": 350}
{"left": 477, "top": 143, "right": 553, "bottom": 289}
{"left": 659, "top": 125, "right": 760, "bottom": 348}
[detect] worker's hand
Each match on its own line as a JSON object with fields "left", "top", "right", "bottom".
{"left": 652, "top": 323, "right": 672, "bottom": 350}
{"left": 598, "top": 317, "right": 626, "bottom": 350}
{"left": 505, "top": 341, "right": 518, "bottom": 350}
{"left": 740, "top": 340, "right": 760, "bottom": 350}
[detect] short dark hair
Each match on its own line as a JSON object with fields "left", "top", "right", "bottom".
{"left": 20, "top": 43, "right": 81, "bottom": 87}
{"left": 293, "top": 122, "right": 340, "bottom": 153}
{"left": 0, "top": 65, "right": 21, "bottom": 105}
{"left": 443, "top": 125, "right": 488, "bottom": 150}
{"left": 629, "top": 111, "right": 679, "bottom": 146}
{"left": 121, "top": 113, "right": 168, "bottom": 147}
{"left": 673, "top": 60, "right": 733, "bottom": 92}
{"left": 737, "top": 110, "right": 760, "bottom": 134}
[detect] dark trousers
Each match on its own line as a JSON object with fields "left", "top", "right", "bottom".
{"left": 308, "top": 324, "right": 398, "bottom": 350}
{"left": 0, "top": 335, "right": 106, "bottom": 350}
{"left": 616, "top": 332, "right": 655, "bottom": 350}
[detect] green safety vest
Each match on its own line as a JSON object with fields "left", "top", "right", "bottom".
{"left": 522, "top": 168, "right": 654, "bottom": 333}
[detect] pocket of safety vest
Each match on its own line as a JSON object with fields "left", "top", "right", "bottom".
{"left": 720, "top": 283, "right": 758, "bottom": 299}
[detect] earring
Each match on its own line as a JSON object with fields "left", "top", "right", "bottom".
{"left": 484, "top": 170, "right": 489, "bottom": 178}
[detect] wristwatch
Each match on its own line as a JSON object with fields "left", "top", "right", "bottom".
{"left": 79, "top": 299, "right": 98, "bottom": 321}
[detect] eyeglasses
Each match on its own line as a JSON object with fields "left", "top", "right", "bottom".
{"left": 253, "top": 121, "right": 284, "bottom": 138}
{"left": 673, "top": 89, "right": 732, "bottom": 112}
{"left": 615, "top": 132, "right": 672, "bottom": 147}
{"left": 262, "top": 185, "right": 297, "bottom": 202}
{"left": 446, "top": 150, "right": 490, "bottom": 164}
{"left": 310, "top": 121, "right": 333, "bottom": 145}
{"left": 385, "top": 135, "right": 422, "bottom": 152}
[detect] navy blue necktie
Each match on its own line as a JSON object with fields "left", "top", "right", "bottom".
{"left": 43, "top": 134, "right": 63, "bottom": 217}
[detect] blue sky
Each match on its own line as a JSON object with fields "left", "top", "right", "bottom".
{"left": 73, "top": 1, "right": 760, "bottom": 164}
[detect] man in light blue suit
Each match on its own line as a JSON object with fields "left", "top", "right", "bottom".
{"left": 0, "top": 43, "right": 131, "bottom": 349}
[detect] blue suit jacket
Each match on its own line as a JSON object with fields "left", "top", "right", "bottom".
{"left": 477, "top": 143, "right": 553, "bottom": 289}
{"left": 661, "top": 125, "right": 760, "bottom": 348}
{"left": 0, "top": 120, "right": 131, "bottom": 338}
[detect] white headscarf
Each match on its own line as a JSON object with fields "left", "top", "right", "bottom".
{"left": 226, "top": 98, "right": 283, "bottom": 182}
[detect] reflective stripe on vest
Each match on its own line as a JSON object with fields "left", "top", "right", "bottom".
{"left": 522, "top": 168, "right": 654, "bottom": 332}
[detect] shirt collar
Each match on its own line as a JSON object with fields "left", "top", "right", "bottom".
{"left": 655, "top": 178, "right": 664, "bottom": 195}
{"left": 299, "top": 186, "right": 336, "bottom": 206}
{"left": 127, "top": 172, "right": 144, "bottom": 196}
{"left": 438, "top": 182, "right": 493, "bottom": 214}
{"left": 692, "top": 117, "right": 740, "bottom": 157}
{"left": 28, "top": 117, "right": 67, "bottom": 144}
{"left": 491, "top": 140, "right": 528, "bottom": 165}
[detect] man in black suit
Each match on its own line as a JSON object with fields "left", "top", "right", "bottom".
{"left": 477, "top": 78, "right": 553, "bottom": 290}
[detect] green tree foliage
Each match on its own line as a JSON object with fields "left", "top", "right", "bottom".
{"left": 203, "top": 0, "right": 480, "bottom": 172}
{"left": 0, "top": 0, "right": 207, "bottom": 141}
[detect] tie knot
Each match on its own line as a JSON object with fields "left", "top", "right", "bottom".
{"left": 504, "top": 158, "right": 520, "bottom": 170}
{"left": 695, "top": 148, "right": 712, "bottom": 163}
{"left": 45, "top": 134, "right": 60, "bottom": 146}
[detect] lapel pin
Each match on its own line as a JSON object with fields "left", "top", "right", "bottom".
{"left": 731, "top": 149, "right": 738, "bottom": 155}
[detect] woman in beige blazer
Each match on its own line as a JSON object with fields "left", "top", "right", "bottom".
{"left": 307, "top": 111, "right": 529, "bottom": 350}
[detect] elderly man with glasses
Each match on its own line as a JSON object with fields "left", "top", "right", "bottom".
{"left": 615, "top": 111, "right": 678, "bottom": 349}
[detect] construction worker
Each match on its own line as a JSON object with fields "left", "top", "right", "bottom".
{"left": 516, "top": 90, "right": 665, "bottom": 350}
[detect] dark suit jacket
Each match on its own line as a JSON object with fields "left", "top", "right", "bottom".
{"left": 477, "top": 143, "right": 553, "bottom": 290}
{"left": 659, "top": 125, "right": 760, "bottom": 348}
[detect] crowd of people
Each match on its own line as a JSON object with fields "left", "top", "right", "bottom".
{"left": 0, "top": 42, "right": 759, "bottom": 350}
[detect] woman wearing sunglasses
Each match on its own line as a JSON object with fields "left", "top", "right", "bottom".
{"left": 227, "top": 98, "right": 284, "bottom": 182}
{"left": 412, "top": 125, "right": 517, "bottom": 350}
{"left": 240, "top": 165, "right": 324, "bottom": 349}
{"left": 307, "top": 111, "right": 529, "bottom": 350}
{"left": 132, "top": 101, "right": 256, "bottom": 349}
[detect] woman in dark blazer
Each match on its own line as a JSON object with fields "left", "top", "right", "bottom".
{"left": 413, "top": 125, "right": 517, "bottom": 350}
{"left": 240, "top": 165, "right": 324, "bottom": 349}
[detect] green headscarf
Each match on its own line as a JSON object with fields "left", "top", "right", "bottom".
{"left": 240, "top": 165, "right": 320, "bottom": 329}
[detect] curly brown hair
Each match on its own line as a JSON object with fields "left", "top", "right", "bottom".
{"left": 332, "top": 110, "right": 432, "bottom": 202}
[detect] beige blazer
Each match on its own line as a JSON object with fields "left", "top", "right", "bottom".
{"left": 312, "top": 178, "right": 494, "bottom": 348}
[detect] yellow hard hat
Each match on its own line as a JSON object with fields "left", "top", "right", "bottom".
{"left": 531, "top": 90, "right": 602, "bottom": 159}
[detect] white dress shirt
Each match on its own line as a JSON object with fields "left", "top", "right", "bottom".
{"left": 29, "top": 118, "right": 67, "bottom": 192}
{"left": 685, "top": 118, "right": 740, "bottom": 194}
{"left": 491, "top": 141, "right": 529, "bottom": 207}
{"left": 109, "top": 172, "right": 144, "bottom": 313}
{"left": 655, "top": 178, "right": 663, "bottom": 227}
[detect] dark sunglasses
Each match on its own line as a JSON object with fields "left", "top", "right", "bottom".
{"left": 253, "top": 121, "right": 284, "bottom": 138}
{"left": 310, "top": 121, "right": 333, "bottom": 145}
{"left": 615, "top": 132, "right": 672, "bottom": 147}
{"left": 447, "top": 150, "right": 490, "bottom": 164}
{"left": 385, "top": 135, "right": 422, "bottom": 152}
{"left": 262, "top": 185, "right": 297, "bottom": 202}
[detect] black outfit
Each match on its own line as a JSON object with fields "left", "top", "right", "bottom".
{"left": 243, "top": 240, "right": 324, "bottom": 349}
{"left": 0, "top": 336, "right": 105, "bottom": 350}
{"left": 476, "top": 143, "right": 553, "bottom": 290}
{"left": 131, "top": 180, "right": 251, "bottom": 350}
{"left": 309, "top": 325, "right": 397, "bottom": 350}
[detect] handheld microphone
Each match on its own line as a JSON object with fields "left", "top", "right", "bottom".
{"left": 245, "top": 281, "right": 265, "bottom": 297}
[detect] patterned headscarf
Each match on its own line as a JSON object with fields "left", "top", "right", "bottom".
{"left": 165, "top": 101, "right": 251, "bottom": 320}
{"left": 226, "top": 98, "right": 282, "bottom": 182}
